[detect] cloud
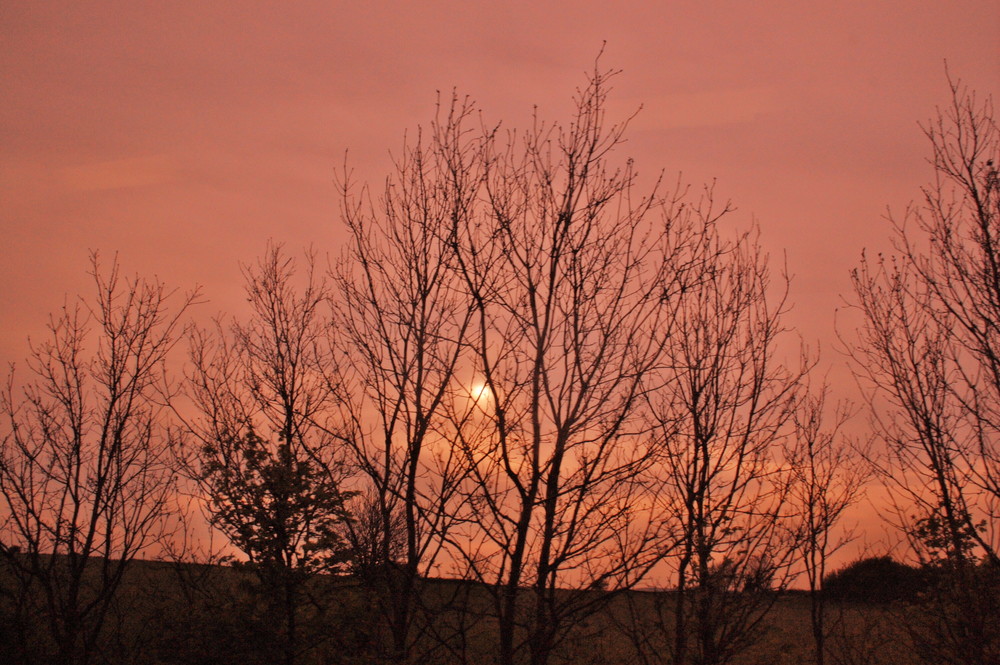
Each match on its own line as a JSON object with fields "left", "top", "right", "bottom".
{"left": 614, "top": 86, "right": 782, "bottom": 131}
{"left": 60, "top": 154, "right": 177, "bottom": 192}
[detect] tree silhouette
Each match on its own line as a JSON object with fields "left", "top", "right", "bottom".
{"left": 0, "top": 254, "right": 197, "bottom": 665}
{"left": 181, "top": 244, "right": 352, "bottom": 665}
{"left": 785, "top": 383, "right": 869, "bottom": 665}
{"left": 444, "top": 62, "right": 715, "bottom": 665}
{"left": 332, "top": 94, "right": 480, "bottom": 663}
{"left": 628, "top": 222, "right": 803, "bottom": 665}
{"left": 847, "top": 74, "right": 1000, "bottom": 664}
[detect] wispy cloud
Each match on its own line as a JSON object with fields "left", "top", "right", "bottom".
{"left": 60, "top": 154, "right": 177, "bottom": 192}
{"left": 614, "top": 86, "right": 782, "bottom": 131}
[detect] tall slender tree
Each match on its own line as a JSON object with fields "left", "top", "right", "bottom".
{"left": 181, "top": 244, "right": 352, "bottom": 665}
{"left": 0, "top": 254, "right": 197, "bottom": 665}
{"left": 785, "top": 381, "right": 869, "bottom": 665}
{"left": 639, "top": 224, "right": 803, "bottom": 665}
{"left": 848, "top": 77, "right": 999, "bottom": 564}
{"left": 332, "top": 98, "right": 480, "bottom": 664}
{"left": 446, "top": 63, "right": 700, "bottom": 665}
{"left": 847, "top": 75, "right": 1000, "bottom": 665}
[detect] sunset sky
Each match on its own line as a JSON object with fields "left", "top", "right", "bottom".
{"left": 2, "top": 2, "right": 998, "bottom": 407}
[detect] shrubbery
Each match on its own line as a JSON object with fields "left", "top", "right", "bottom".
{"left": 822, "top": 556, "right": 927, "bottom": 603}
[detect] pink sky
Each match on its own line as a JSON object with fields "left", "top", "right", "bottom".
{"left": 2, "top": 3, "right": 999, "bottom": 552}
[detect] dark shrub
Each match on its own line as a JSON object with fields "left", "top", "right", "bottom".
{"left": 823, "top": 556, "right": 926, "bottom": 603}
{"left": 907, "top": 561, "right": 1000, "bottom": 665}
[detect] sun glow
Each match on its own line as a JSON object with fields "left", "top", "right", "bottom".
{"left": 469, "top": 381, "right": 492, "bottom": 403}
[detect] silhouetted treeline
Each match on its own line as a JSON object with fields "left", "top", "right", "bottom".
{"left": 1, "top": 61, "right": 997, "bottom": 665}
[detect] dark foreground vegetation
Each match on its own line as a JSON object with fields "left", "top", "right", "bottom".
{"left": 2, "top": 58, "right": 998, "bottom": 665}
{"left": 1, "top": 554, "right": 996, "bottom": 665}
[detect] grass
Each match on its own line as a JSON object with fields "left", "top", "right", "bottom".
{"left": 0, "top": 556, "right": 929, "bottom": 665}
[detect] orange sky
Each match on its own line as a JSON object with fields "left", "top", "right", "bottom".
{"left": 3, "top": 1, "right": 998, "bottom": 353}
{"left": 1, "top": 3, "right": 999, "bottom": 556}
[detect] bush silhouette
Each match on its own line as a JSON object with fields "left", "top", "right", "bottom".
{"left": 823, "top": 556, "right": 926, "bottom": 603}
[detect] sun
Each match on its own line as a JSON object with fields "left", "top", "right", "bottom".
{"left": 470, "top": 381, "right": 492, "bottom": 403}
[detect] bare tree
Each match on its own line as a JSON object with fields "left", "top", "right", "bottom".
{"left": 332, "top": 58, "right": 807, "bottom": 665}
{"left": 785, "top": 380, "right": 869, "bottom": 665}
{"left": 332, "top": 98, "right": 480, "bottom": 664}
{"left": 848, "top": 76, "right": 999, "bottom": 564}
{"left": 627, "top": 221, "right": 803, "bottom": 665}
{"left": 914, "top": 81, "right": 1000, "bottom": 511}
{"left": 846, "top": 75, "right": 1000, "bottom": 664}
{"left": 0, "top": 254, "right": 197, "bottom": 665}
{"left": 180, "top": 244, "right": 352, "bottom": 665}
{"left": 849, "top": 249, "right": 987, "bottom": 564}
{"left": 445, "top": 63, "right": 699, "bottom": 665}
